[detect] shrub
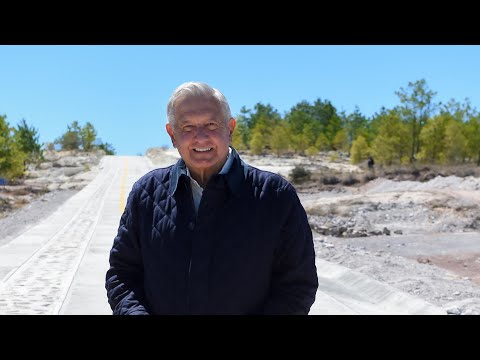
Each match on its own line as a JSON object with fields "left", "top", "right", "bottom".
{"left": 362, "top": 173, "right": 377, "bottom": 183}
{"left": 289, "top": 165, "right": 311, "bottom": 183}
{"left": 342, "top": 174, "right": 359, "bottom": 186}
{"left": 322, "top": 175, "right": 340, "bottom": 185}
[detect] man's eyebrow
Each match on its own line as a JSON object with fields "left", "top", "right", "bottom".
{"left": 206, "top": 116, "right": 221, "bottom": 122}
{"left": 177, "top": 114, "right": 222, "bottom": 123}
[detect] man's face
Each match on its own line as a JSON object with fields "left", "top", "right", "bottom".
{"left": 166, "top": 96, "right": 236, "bottom": 178}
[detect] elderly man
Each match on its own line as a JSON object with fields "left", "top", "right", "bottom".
{"left": 105, "top": 81, "right": 318, "bottom": 315}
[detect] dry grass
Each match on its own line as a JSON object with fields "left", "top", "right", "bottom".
{"left": 294, "top": 162, "right": 480, "bottom": 194}
{"left": 307, "top": 203, "right": 343, "bottom": 216}
{"left": 372, "top": 163, "right": 480, "bottom": 182}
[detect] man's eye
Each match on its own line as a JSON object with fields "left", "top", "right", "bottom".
{"left": 183, "top": 126, "right": 193, "bottom": 132}
{"left": 207, "top": 123, "right": 218, "bottom": 130}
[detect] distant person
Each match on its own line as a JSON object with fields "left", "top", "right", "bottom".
{"left": 367, "top": 156, "right": 375, "bottom": 170}
{"left": 105, "top": 81, "right": 318, "bottom": 315}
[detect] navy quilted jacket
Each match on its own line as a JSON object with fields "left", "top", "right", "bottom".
{"left": 105, "top": 147, "right": 318, "bottom": 315}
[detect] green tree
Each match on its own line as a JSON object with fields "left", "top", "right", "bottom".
{"left": 81, "top": 122, "right": 97, "bottom": 151}
{"left": 464, "top": 116, "right": 480, "bottom": 165}
{"left": 370, "top": 110, "right": 411, "bottom": 165}
{"left": 395, "top": 79, "right": 437, "bottom": 162}
{"left": 443, "top": 120, "right": 467, "bottom": 164}
{"left": 314, "top": 133, "right": 330, "bottom": 151}
{"left": 332, "top": 129, "right": 349, "bottom": 152}
{"left": 56, "top": 120, "right": 82, "bottom": 150}
{"left": 14, "top": 118, "right": 42, "bottom": 163}
{"left": 311, "top": 98, "right": 342, "bottom": 145}
{"left": 245, "top": 103, "right": 282, "bottom": 130}
{"left": 231, "top": 121, "right": 248, "bottom": 151}
{"left": 270, "top": 122, "right": 291, "bottom": 156}
{"left": 284, "top": 98, "right": 341, "bottom": 153}
{"left": 285, "top": 101, "right": 320, "bottom": 133}
{"left": 97, "top": 142, "right": 115, "bottom": 155}
{"left": 440, "top": 97, "right": 476, "bottom": 122}
{"left": 285, "top": 108, "right": 316, "bottom": 153}
{"left": 341, "top": 106, "right": 369, "bottom": 147}
{"left": 249, "top": 126, "right": 266, "bottom": 155}
{"left": 311, "top": 99, "right": 339, "bottom": 134}
{"left": 240, "top": 103, "right": 282, "bottom": 152}
{"left": 365, "top": 107, "right": 389, "bottom": 144}
{"left": 248, "top": 107, "right": 282, "bottom": 153}
{"left": 0, "top": 115, "right": 27, "bottom": 181}
{"left": 350, "top": 135, "right": 370, "bottom": 164}
{"left": 233, "top": 107, "right": 252, "bottom": 148}
{"left": 417, "top": 114, "right": 449, "bottom": 163}
{"left": 305, "top": 146, "right": 319, "bottom": 157}
{"left": 237, "top": 106, "right": 254, "bottom": 129}
{"left": 302, "top": 122, "right": 317, "bottom": 149}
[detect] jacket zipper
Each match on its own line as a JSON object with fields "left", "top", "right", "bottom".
{"left": 186, "top": 183, "right": 196, "bottom": 313}
{"left": 187, "top": 255, "right": 192, "bottom": 312}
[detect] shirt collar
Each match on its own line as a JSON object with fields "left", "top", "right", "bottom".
{"left": 168, "top": 146, "right": 246, "bottom": 197}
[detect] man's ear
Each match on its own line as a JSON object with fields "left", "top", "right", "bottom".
{"left": 166, "top": 123, "right": 176, "bottom": 148}
{"left": 228, "top": 118, "right": 236, "bottom": 138}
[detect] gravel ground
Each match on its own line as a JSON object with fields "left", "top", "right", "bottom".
{"left": 314, "top": 233, "right": 480, "bottom": 315}
{"left": 0, "top": 189, "right": 79, "bottom": 247}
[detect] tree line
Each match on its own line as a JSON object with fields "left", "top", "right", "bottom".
{"left": 0, "top": 117, "right": 115, "bottom": 181}
{"left": 2, "top": 78, "right": 480, "bottom": 181}
{"left": 232, "top": 79, "right": 480, "bottom": 167}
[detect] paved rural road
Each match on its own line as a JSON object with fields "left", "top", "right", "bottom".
{"left": 0, "top": 156, "right": 155, "bottom": 314}
{"left": 0, "top": 156, "right": 444, "bottom": 315}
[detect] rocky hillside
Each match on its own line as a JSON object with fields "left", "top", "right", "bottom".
{"left": 0, "top": 149, "right": 104, "bottom": 219}
{"left": 24, "top": 149, "right": 105, "bottom": 191}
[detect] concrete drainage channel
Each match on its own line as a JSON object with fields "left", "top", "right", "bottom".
{"left": 310, "top": 258, "right": 445, "bottom": 315}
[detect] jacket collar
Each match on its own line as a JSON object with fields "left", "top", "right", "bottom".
{"left": 168, "top": 146, "right": 247, "bottom": 197}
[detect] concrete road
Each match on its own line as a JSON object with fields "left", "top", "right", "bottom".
{"left": 0, "top": 155, "right": 444, "bottom": 315}
{"left": 0, "top": 155, "right": 156, "bottom": 314}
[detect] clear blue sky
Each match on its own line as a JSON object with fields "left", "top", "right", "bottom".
{"left": 1, "top": 45, "right": 479, "bottom": 155}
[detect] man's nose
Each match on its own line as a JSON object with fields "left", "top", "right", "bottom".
{"left": 193, "top": 126, "right": 208, "bottom": 139}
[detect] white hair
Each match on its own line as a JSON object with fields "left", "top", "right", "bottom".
{"left": 166, "top": 82, "right": 232, "bottom": 127}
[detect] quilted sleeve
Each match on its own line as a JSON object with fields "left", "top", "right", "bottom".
{"left": 105, "top": 182, "right": 149, "bottom": 315}
{"left": 262, "top": 183, "right": 319, "bottom": 314}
